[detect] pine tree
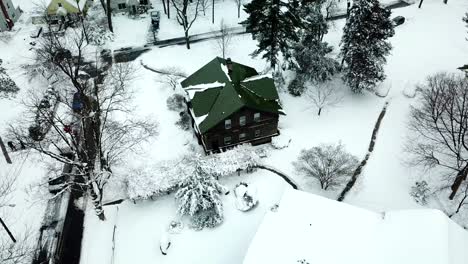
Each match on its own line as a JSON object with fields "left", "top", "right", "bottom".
{"left": 340, "top": 0, "right": 394, "bottom": 93}
{"left": 243, "top": 0, "right": 300, "bottom": 69}
{"left": 175, "top": 165, "right": 226, "bottom": 230}
{"left": 0, "top": 59, "right": 19, "bottom": 99}
{"left": 288, "top": 1, "right": 339, "bottom": 96}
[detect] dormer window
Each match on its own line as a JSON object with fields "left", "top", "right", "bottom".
{"left": 225, "top": 119, "right": 231, "bottom": 129}
{"left": 254, "top": 113, "right": 261, "bottom": 122}
{"left": 239, "top": 116, "right": 246, "bottom": 126}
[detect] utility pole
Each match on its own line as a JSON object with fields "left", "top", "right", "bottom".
{"left": 0, "top": 136, "right": 12, "bottom": 164}
{"left": 0, "top": 217, "right": 16, "bottom": 243}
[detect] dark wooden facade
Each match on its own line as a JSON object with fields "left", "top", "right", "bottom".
{"left": 193, "top": 107, "right": 279, "bottom": 153}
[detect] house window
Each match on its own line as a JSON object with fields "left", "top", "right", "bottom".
{"left": 239, "top": 133, "right": 247, "bottom": 141}
{"left": 225, "top": 119, "right": 231, "bottom": 129}
{"left": 118, "top": 3, "right": 127, "bottom": 9}
{"left": 239, "top": 116, "right": 246, "bottom": 126}
{"left": 254, "top": 129, "right": 261, "bottom": 138}
{"left": 224, "top": 136, "right": 232, "bottom": 145}
{"left": 254, "top": 113, "right": 261, "bottom": 122}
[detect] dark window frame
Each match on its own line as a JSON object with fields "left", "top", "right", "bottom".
{"left": 224, "top": 136, "right": 232, "bottom": 145}
{"left": 254, "top": 113, "right": 261, "bottom": 122}
{"left": 254, "top": 129, "right": 260, "bottom": 137}
{"left": 225, "top": 119, "right": 232, "bottom": 129}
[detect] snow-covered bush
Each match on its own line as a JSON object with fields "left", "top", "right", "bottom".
{"left": 294, "top": 143, "right": 359, "bottom": 190}
{"left": 175, "top": 166, "right": 226, "bottom": 230}
{"left": 126, "top": 145, "right": 260, "bottom": 200}
{"left": 175, "top": 111, "right": 191, "bottom": 131}
{"left": 272, "top": 135, "right": 292, "bottom": 149}
{"left": 410, "top": 181, "right": 431, "bottom": 205}
{"left": 234, "top": 182, "right": 258, "bottom": 211}
{"left": 0, "top": 59, "right": 19, "bottom": 98}
{"left": 166, "top": 94, "right": 186, "bottom": 112}
{"left": 288, "top": 75, "right": 306, "bottom": 96}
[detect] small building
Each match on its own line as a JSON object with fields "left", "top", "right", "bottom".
{"left": 181, "top": 57, "right": 284, "bottom": 153}
{"left": 243, "top": 188, "right": 468, "bottom": 264}
{"left": 0, "top": 0, "right": 21, "bottom": 31}
{"left": 111, "top": 0, "right": 150, "bottom": 14}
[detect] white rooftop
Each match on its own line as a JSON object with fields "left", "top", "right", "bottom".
{"left": 243, "top": 189, "right": 468, "bottom": 264}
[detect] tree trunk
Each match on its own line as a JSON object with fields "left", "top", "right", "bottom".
{"left": 100, "top": 0, "right": 107, "bottom": 14}
{"left": 449, "top": 163, "right": 468, "bottom": 200}
{"left": 106, "top": 0, "right": 113, "bottom": 32}
{"left": 418, "top": 0, "right": 424, "bottom": 8}
{"left": 185, "top": 30, "right": 190, "bottom": 49}
{"left": 162, "top": 0, "right": 167, "bottom": 14}
{"left": 237, "top": 4, "right": 240, "bottom": 18}
{"left": 318, "top": 108, "right": 322, "bottom": 116}
{"left": 167, "top": 0, "right": 171, "bottom": 19}
{"left": 0, "top": 136, "right": 12, "bottom": 164}
{"left": 212, "top": 0, "right": 214, "bottom": 23}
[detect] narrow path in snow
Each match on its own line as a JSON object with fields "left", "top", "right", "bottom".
{"left": 253, "top": 164, "right": 299, "bottom": 190}
{"left": 338, "top": 101, "right": 390, "bottom": 202}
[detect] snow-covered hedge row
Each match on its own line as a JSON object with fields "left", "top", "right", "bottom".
{"left": 126, "top": 145, "right": 261, "bottom": 200}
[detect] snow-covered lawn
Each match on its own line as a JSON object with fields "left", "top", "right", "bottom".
{"left": 80, "top": 0, "right": 468, "bottom": 263}
{"left": 81, "top": 170, "right": 287, "bottom": 264}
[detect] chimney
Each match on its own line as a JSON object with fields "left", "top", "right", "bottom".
{"left": 226, "top": 58, "right": 233, "bottom": 75}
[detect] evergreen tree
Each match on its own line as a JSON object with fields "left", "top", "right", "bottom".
{"left": 0, "top": 59, "right": 19, "bottom": 99}
{"left": 340, "top": 0, "right": 394, "bottom": 93}
{"left": 175, "top": 165, "right": 226, "bottom": 230}
{"left": 243, "top": 0, "right": 300, "bottom": 69}
{"left": 288, "top": 1, "right": 339, "bottom": 96}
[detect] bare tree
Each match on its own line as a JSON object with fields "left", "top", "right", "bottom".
{"left": 199, "top": 0, "right": 210, "bottom": 16}
{"left": 323, "top": 0, "right": 338, "bottom": 19}
{"left": 293, "top": 143, "right": 359, "bottom": 190}
{"left": 0, "top": 168, "right": 35, "bottom": 264}
{"left": 171, "top": 0, "right": 202, "bottom": 49}
{"left": 9, "top": 27, "right": 158, "bottom": 221}
{"left": 233, "top": 0, "right": 243, "bottom": 18}
{"left": 215, "top": 19, "right": 233, "bottom": 59}
{"left": 304, "top": 81, "right": 343, "bottom": 116}
{"left": 407, "top": 72, "right": 468, "bottom": 200}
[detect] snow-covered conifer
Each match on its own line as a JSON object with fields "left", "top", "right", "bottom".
{"left": 175, "top": 165, "right": 226, "bottom": 230}
{"left": 243, "top": 0, "right": 300, "bottom": 69}
{"left": 340, "top": 0, "right": 394, "bottom": 93}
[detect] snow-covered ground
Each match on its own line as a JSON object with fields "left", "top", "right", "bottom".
{"left": 81, "top": 0, "right": 468, "bottom": 263}
{"left": 1, "top": 0, "right": 468, "bottom": 263}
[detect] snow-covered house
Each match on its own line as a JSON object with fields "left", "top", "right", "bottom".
{"left": 110, "top": 0, "right": 150, "bottom": 14}
{"left": 0, "top": 0, "right": 21, "bottom": 31}
{"left": 243, "top": 189, "right": 468, "bottom": 264}
{"left": 181, "top": 57, "right": 284, "bottom": 153}
{"left": 46, "top": 0, "right": 91, "bottom": 16}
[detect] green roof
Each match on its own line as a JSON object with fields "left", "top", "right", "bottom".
{"left": 181, "top": 57, "right": 283, "bottom": 134}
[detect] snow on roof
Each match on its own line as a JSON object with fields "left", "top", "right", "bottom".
{"left": 220, "top": 63, "right": 232, "bottom": 82}
{"left": 185, "top": 81, "right": 224, "bottom": 100}
{"left": 64, "top": 0, "right": 87, "bottom": 10}
{"left": 56, "top": 6, "right": 68, "bottom": 16}
{"left": 243, "top": 189, "right": 468, "bottom": 264}
{"left": 242, "top": 74, "right": 272, "bottom": 83}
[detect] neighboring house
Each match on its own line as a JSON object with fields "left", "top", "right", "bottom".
{"left": 0, "top": 0, "right": 21, "bottom": 31}
{"left": 181, "top": 57, "right": 284, "bottom": 153}
{"left": 46, "top": 0, "right": 91, "bottom": 16}
{"left": 243, "top": 188, "right": 468, "bottom": 264}
{"left": 111, "top": 0, "right": 150, "bottom": 14}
